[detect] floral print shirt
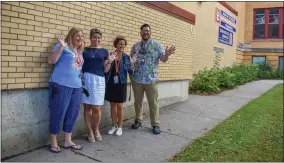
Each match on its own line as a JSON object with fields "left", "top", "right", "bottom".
{"left": 130, "top": 39, "right": 164, "bottom": 84}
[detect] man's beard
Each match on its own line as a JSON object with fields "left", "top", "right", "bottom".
{"left": 142, "top": 35, "right": 150, "bottom": 41}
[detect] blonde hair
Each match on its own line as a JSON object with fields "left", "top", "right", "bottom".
{"left": 64, "top": 27, "right": 84, "bottom": 53}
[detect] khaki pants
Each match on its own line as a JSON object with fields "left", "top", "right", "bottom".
{"left": 132, "top": 81, "right": 159, "bottom": 127}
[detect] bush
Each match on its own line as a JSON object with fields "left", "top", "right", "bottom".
{"left": 256, "top": 62, "right": 283, "bottom": 79}
{"left": 218, "top": 68, "right": 236, "bottom": 89}
{"left": 190, "top": 68, "right": 221, "bottom": 94}
{"left": 276, "top": 70, "right": 284, "bottom": 79}
{"left": 229, "top": 64, "right": 259, "bottom": 85}
{"left": 188, "top": 62, "right": 281, "bottom": 95}
{"left": 257, "top": 62, "right": 273, "bottom": 72}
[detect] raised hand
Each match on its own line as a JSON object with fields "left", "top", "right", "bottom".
{"left": 130, "top": 54, "right": 137, "bottom": 65}
{"left": 165, "top": 45, "right": 176, "bottom": 56}
{"left": 108, "top": 51, "right": 118, "bottom": 63}
{"left": 57, "top": 35, "right": 67, "bottom": 48}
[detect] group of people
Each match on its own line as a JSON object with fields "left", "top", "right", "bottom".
{"left": 47, "top": 24, "right": 176, "bottom": 153}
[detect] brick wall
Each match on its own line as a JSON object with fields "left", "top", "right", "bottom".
{"left": 228, "top": 2, "right": 245, "bottom": 64}
{"left": 232, "top": 2, "right": 246, "bottom": 44}
{"left": 242, "top": 52, "right": 282, "bottom": 69}
{"left": 236, "top": 50, "right": 244, "bottom": 64}
{"left": 1, "top": 1, "right": 195, "bottom": 90}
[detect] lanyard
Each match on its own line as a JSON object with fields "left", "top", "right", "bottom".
{"left": 115, "top": 51, "right": 123, "bottom": 75}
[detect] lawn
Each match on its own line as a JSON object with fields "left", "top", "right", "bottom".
{"left": 170, "top": 84, "right": 283, "bottom": 162}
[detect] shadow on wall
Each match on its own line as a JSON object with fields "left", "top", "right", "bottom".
{"left": 1, "top": 80, "right": 189, "bottom": 159}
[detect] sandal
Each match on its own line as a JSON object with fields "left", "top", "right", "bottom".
{"left": 95, "top": 135, "right": 102, "bottom": 141}
{"left": 49, "top": 146, "right": 61, "bottom": 153}
{"left": 64, "top": 144, "right": 82, "bottom": 150}
{"left": 87, "top": 137, "right": 95, "bottom": 143}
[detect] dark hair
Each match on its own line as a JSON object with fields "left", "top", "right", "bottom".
{"left": 90, "top": 28, "right": 102, "bottom": 38}
{"left": 140, "top": 24, "right": 151, "bottom": 31}
{"left": 113, "top": 36, "right": 127, "bottom": 48}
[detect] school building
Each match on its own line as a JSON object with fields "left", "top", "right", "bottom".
{"left": 232, "top": 2, "right": 284, "bottom": 70}
{"left": 1, "top": 1, "right": 283, "bottom": 158}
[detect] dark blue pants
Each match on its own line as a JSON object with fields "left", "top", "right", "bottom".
{"left": 49, "top": 82, "right": 82, "bottom": 134}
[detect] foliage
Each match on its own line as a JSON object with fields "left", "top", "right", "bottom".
{"left": 256, "top": 62, "right": 284, "bottom": 79}
{"left": 189, "top": 62, "right": 282, "bottom": 95}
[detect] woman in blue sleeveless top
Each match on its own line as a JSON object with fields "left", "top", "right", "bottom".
{"left": 47, "top": 27, "right": 84, "bottom": 153}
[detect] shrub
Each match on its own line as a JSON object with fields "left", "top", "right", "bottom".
{"left": 229, "top": 64, "right": 259, "bottom": 85}
{"left": 218, "top": 68, "right": 236, "bottom": 89}
{"left": 189, "top": 63, "right": 260, "bottom": 95}
{"left": 257, "top": 62, "right": 273, "bottom": 72}
{"left": 189, "top": 61, "right": 282, "bottom": 95}
{"left": 256, "top": 62, "right": 284, "bottom": 79}
{"left": 189, "top": 68, "right": 221, "bottom": 94}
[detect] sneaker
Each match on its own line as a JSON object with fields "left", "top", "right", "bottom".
{"left": 153, "top": 126, "right": 161, "bottom": 135}
{"left": 131, "top": 121, "right": 142, "bottom": 129}
{"left": 115, "top": 128, "right": 122, "bottom": 136}
{"left": 108, "top": 126, "right": 117, "bottom": 135}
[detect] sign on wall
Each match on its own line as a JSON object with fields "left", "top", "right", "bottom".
{"left": 215, "top": 7, "right": 236, "bottom": 32}
{"left": 216, "top": 7, "right": 236, "bottom": 46}
{"left": 218, "top": 26, "right": 233, "bottom": 46}
{"left": 213, "top": 47, "right": 224, "bottom": 54}
{"left": 220, "top": 21, "right": 236, "bottom": 32}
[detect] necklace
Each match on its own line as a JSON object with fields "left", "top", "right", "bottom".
{"left": 91, "top": 48, "right": 98, "bottom": 58}
{"left": 74, "top": 50, "right": 82, "bottom": 65}
{"left": 71, "top": 48, "right": 82, "bottom": 70}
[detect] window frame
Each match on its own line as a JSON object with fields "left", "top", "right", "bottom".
{"left": 279, "top": 56, "right": 284, "bottom": 71}
{"left": 253, "top": 7, "right": 283, "bottom": 40}
{"left": 251, "top": 55, "right": 267, "bottom": 64}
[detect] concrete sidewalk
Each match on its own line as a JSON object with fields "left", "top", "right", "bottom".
{"left": 3, "top": 80, "right": 282, "bottom": 162}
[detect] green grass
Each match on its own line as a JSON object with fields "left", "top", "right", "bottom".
{"left": 170, "top": 84, "right": 284, "bottom": 162}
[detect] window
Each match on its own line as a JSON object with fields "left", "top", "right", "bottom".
{"left": 252, "top": 56, "right": 266, "bottom": 64}
{"left": 254, "top": 8, "right": 283, "bottom": 39}
{"left": 279, "top": 56, "right": 284, "bottom": 71}
{"left": 269, "top": 9, "right": 279, "bottom": 38}
{"left": 254, "top": 10, "right": 265, "bottom": 39}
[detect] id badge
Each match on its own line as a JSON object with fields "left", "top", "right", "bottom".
{"left": 114, "top": 75, "right": 119, "bottom": 84}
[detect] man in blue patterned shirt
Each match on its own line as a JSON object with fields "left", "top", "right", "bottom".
{"left": 130, "top": 24, "right": 175, "bottom": 135}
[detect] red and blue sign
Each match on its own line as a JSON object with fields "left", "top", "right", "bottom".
{"left": 221, "top": 10, "right": 236, "bottom": 25}
{"left": 216, "top": 7, "right": 236, "bottom": 33}
{"left": 216, "top": 7, "right": 236, "bottom": 46}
